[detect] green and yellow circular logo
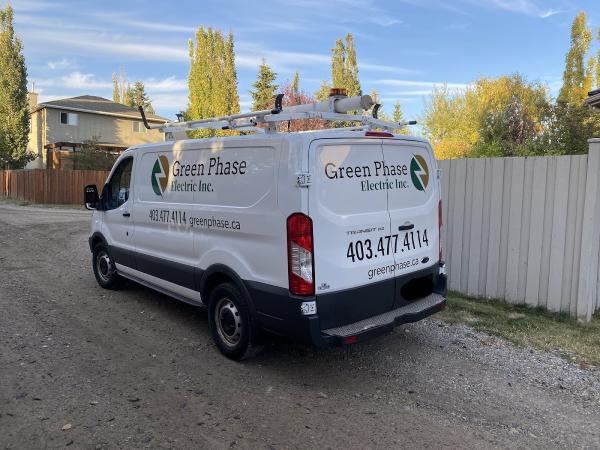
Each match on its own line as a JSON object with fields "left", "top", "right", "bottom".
{"left": 410, "top": 155, "right": 429, "bottom": 191}
{"left": 151, "top": 155, "right": 170, "bottom": 196}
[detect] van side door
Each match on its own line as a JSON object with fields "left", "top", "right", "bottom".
{"left": 102, "top": 156, "right": 136, "bottom": 269}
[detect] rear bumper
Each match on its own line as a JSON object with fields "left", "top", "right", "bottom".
{"left": 247, "top": 262, "right": 447, "bottom": 347}
{"left": 320, "top": 292, "right": 445, "bottom": 345}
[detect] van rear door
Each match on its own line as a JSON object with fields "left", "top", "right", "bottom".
{"left": 382, "top": 140, "right": 439, "bottom": 307}
{"left": 308, "top": 139, "right": 396, "bottom": 320}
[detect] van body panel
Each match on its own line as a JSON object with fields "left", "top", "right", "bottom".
{"left": 89, "top": 131, "right": 447, "bottom": 349}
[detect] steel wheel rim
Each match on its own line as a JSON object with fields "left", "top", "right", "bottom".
{"left": 96, "top": 251, "right": 113, "bottom": 283}
{"left": 214, "top": 297, "right": 242, "bottom": 348}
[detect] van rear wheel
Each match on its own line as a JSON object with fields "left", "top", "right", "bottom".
{"left": 92, "top": 243, "right": 124, "bottom": 290}
{"left": 208, "top": 282, "right": 259, "bottom": 360}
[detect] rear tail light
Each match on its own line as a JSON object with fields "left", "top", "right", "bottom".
{"left": 287, "top": 213, "right": 315, "bottom": 296}
{"left": 438, "top": 200, "right": 443, "bottom": 262}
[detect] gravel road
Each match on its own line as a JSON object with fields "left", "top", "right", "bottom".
{"left": 1, "top": 203, "right": 599, "bottom": 449}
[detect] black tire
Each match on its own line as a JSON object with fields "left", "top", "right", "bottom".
{"left": 208, "top": 282, "right": 260, "bottom": 360}
{"left": 92, "top": 243, "right": 124, "bottom": 290}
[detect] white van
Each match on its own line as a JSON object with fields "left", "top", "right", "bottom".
{"left": 84, "top": 92, "right": 447, "bottom": 359}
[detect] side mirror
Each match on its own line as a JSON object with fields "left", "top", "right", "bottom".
{"left": 84, "top": 184, "right": 99, "bottom": 210}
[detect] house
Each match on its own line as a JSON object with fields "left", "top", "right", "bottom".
{"left": 27, "top": 93, "right": 168, "bottom": 169}
{"left": 585, "top": 89, "right": 600, "bottom": 109}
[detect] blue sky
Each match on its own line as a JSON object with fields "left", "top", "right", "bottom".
{"left": 10, "top": 0, "right": 600, "bottom": 127}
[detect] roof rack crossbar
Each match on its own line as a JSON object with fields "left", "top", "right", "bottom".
{"left": 154, "top": 93, "right": 417, "bottom": 138}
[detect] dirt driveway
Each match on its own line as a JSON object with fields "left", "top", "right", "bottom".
{"left": 1, "top": 203, "right": 599, "bottom": 449}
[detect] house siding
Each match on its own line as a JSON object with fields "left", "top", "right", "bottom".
{"left": 26, "top": 107, "right": 165, "bottom": 169}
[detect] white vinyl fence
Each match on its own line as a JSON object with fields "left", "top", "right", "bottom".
{"left": 439, "top": 139, "right": 600, "bottom": 321}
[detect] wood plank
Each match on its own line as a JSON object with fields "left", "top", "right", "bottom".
{"left": 485, "top": 158, "right": 504, "bottom": 298}
{"left": 538, "top": 157, "right": 556, "bottom": 309}
{"left": 524, "top": 157, "right": 547, "bottom": 307}
{"left": 505, "top": 158, "right": 525, "bottom": 302}
{"left": 497, "top": 158, "right": 512, "bottom": 300}
{"left": 478, "top": 158, "right": 493, "bottom": 294}
{"left": 561, "top": 156, "right": 581, "bottom": 313}
{"left": 467, "top": 158, "right": 485, "bottom": 296}
{"left": 517, "top": 157, "right": 534, "bottom": 301}
{"left": 569, "top": 156, "right": 587, "bottom": 316}
{"left": 546, "top": 156, "right": 571, "bottom": 312}
{"left": 440, "top": 160, "right": 450, "bottom": 260}
{"left": 449, "top": 159, "right": 467, "bottom": 292}
{"left": 460, "top": 159, "right": 474, "bottom": 293}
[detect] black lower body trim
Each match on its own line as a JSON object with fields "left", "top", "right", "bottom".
{"left": 108, "top": 246, "right": 199, "bottom": 291}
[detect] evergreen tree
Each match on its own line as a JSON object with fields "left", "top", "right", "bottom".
{"left": 128, "top": 81, "right": 154, "bottom": 114}
{"left": 112, "top": 73, "right": 121, "bottom": 103}
{"left": 315, "top": 80, "right": 331, "bottom": 101}
{"left": 187, "top": 27, "right": 240, "bottom": 136}
{"left": 224, "top": 32, "right": 239, "bottom": 116}
{"left": 330, "top": 34, "right": 361, "bottom": 95}
{"left": 344, "top": 33, "right": 361, "bottom": 96}
{"left": 392, "top": 101, "right": 408, "bottom": 134}
{"left": 597, "top": 28, "right": 600, "bottom": 88}
{"left": 331, "top": 38, "right": 345, "bottom": 90}
{"left": 291, "top": 71, "right": 300, "bottom": 97}
{"left": 0, "top": 5, "right": 30, "bottom": 169}
{"left": 250, "top": 59, "right": 277, "bottom": 111}
{"left": 392, "top": 101, "right": 404, "bottom": 123}
{"left": 558, "top": 11, "right": 592, "bottom": 104}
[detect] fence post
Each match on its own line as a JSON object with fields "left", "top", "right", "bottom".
{"left": 576, "top": 139, "right": 600, "bottom": 322}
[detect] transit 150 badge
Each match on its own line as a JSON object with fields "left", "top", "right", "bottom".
{"left": 410, "top": 155, "right": 429, "bottom": 191}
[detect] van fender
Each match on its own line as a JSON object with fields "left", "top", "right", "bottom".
{"left": 198, "top": 264, "right": 257, "bottom": 316}
{"left": 88, "top": 232, "right": 108, "bottom": 252}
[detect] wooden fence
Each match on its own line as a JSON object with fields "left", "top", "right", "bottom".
{"left": 0, "top": 169, "right": 109, "bottom": 205}
{"left": 439, "top": 139, "right": 600, "bottom": 321}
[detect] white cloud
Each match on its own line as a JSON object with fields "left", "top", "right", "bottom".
{"left": 23, "top": 29, "right": 188, "bottom": 61}
{"left": 464, "top": 0, "right": 562, "bottom": 18}
{"left": 359, "top": 63, "right": 420, "bottom": 75}
{"left": 47, "top": 58, "right": 74, "bottom": 70}
{"left": 9, "top": 0, "right": 64, "bottom": 12}
{"left": 35, "top": 72, "right": 111, "bottom": 90}
{"left": 375, "top": 79, "right": 467, "bottom": 90}
{"left": 143, "top": 76, "right": 187, "bottom": 92}
{"left": 90, "top": 14, "right": 197, "bottom": 34}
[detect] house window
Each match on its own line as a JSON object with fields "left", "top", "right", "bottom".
{"left": 60, "top": 112, "right": 78, "bottom": 126}
{"left": 132, "top": 121, "right": 146, "bottom": 133}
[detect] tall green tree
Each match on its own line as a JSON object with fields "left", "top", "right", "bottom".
{"left": 291, "top": 71, "right": 300, "bottom": 97}
{"left": 597, "top": 28, "right": 600, "bottom": 88}
{"left": 558, "top": 11, "right": 592, "bottom": 104}
{"left": 315, "top": 80, "right": 331, "bottom": 101}
{"left": 250, "top": 59, "right": 277, "bottom": 111}
{"left": 392, "top": 101, "right": 408, "bottom": 134}
{"left": 187, "top": 27, "right": 240, "bottom": 136}
{"left": 0, "top": 5, "right": 31, "bottom": 169}
{"left": 330, "top": 33, "right": 361, "bottom": 96}
{"left": 128, "top": 81, "right": 154, "bottom": 114}
{"left": 112, "top": 73, "right": 121, "bottom": 104}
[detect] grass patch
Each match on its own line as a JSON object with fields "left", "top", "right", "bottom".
{"left": 438, "top": 292, "right": 600, "bottom": 367}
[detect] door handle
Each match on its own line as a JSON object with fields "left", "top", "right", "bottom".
{"left": 122, "top": 212, "right": 131, "bottom": 217}
{"left": 398, "top": 223, "right": 414, "bottom": 231}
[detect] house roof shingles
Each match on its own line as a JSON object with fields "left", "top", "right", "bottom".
{"left": 33, "top": 95, "right": 168, "bottom": 122}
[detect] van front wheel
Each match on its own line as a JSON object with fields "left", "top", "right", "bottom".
{"left": 92, "top": 243, "right": 124, "bottom": 290}
{"left": 208, "top": 283, "right": 258, "bottom": 360}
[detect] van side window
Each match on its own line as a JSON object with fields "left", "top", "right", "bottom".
{"left": 105, "top": 157, "right": 133, "bottom": 210}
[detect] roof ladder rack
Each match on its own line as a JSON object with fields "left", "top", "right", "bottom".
{"left": 139, "top": 89, "right": 417, "bottom": 138}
